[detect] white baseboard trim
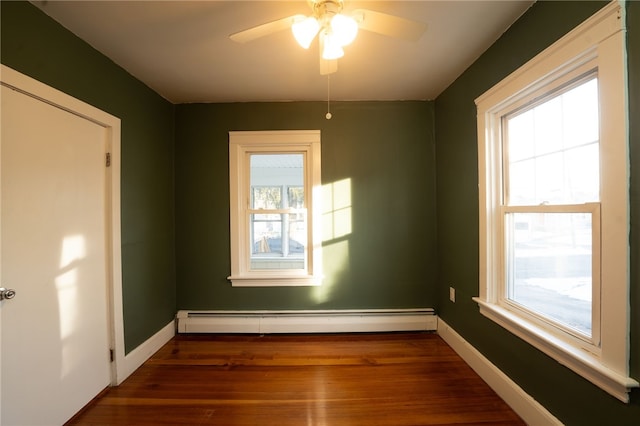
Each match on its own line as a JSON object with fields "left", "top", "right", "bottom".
{"left": 177, "top": 309, "right": 437, "bottom": 334}
{"left": 437, "top": 318, "right": 562, "bottom": 426}
{"left": 118, "top": 320, "right": 175, "bottom": 384}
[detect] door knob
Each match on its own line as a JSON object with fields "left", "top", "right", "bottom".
{"left": 0, "top": 287, "right": 16, "bottom": 301}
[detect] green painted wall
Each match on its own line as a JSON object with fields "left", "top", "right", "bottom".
{"left": 175, "top": 101, "right": 437, "bottom": 310}
{"left": 0, "top": 1, "right": 176, "bottom": 353}
{"left": 435, "top": 1, "right": 640, "bottom": 424}
{"left": 4, "top": 1, "right": 640, "bottom": 422}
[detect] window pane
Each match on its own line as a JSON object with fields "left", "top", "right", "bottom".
{"left": 506, "top": 212, "right": 592, "bottom": 337}
{"left": 251, "top": 213, "right": 280, "bottom": 255}
{"left": 252, "top": 214, "right": 283, "bottom": 256}
{"left": 249, "top": 153, "right": 306, "bottom": 271}
{"left": 565, "top": 144, "right": 599, "bottom": 202}
{"left": 506, "top": 77, "right": 600, "bottom": 206}
{"left": 250, "top": 213, "right": 306, "bottom": 270}
{"left": 250, "top": 154, "right": 304, "bottom": 202}
{"left": 533, "top": 96, "right": 563, "bottom": 156}
{"left": 287, "top": 211, "right": 307, "bottom": 252}
{"left": 506, "top": 112, "right": 534, "bottom": 162}
{"left": 535, "top": 152, "right": 564, "bottom": 204}
{"left": 252, "top": 187, "right": 281, "bottom": 209}
{"left": 508, "top": 159, "right": 535, "bottom": 205}
{"left": 562, "top": 78, "right": 599, "bottom": 148}
{"left": 288, "top": 187, "right": 304, "bottom": 209}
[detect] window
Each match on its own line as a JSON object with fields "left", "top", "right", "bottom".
{"left": 228, "top": 131, "right": 322, "bottom": 286}
{"left": 475, "top": 2, "right": 638, "bottom": 402}
{"left": 250, "top": 155, "right": 305, "bottom": 270}
{"left": 503, "top": 75, "right": 600, "bottom": 344}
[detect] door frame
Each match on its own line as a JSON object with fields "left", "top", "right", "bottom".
{"left": 0, "top": 64, "right": 126, "bottom": 385}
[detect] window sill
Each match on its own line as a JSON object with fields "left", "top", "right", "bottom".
{"left": 228, "top": 275, "right": 322, "bottom": 287}
{"left": 473, "top": 297, "right": 639, "bottom": 402}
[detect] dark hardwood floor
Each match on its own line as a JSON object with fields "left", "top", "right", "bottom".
{"left": 67, "top": 332, "right": 525, "bottom": 425}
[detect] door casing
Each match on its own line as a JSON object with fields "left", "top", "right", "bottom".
{"left": 0, "top": 64, "right": 125, "bottom": 391}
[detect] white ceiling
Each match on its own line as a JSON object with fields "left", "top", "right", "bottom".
{"left": 31, "top": 1, "right": 534, "bottom": 104}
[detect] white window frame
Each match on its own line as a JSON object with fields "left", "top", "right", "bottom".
{"left": 474, "top": 1, "right": 638, "bottom": 402}
{"left": 228, "top": 130, "right": 322, "bottom": 287}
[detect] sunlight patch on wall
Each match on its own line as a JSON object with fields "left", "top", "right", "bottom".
{"left": 312, "top": 178, "right": 353, "bottom": 304}
{"left": 322, "top": 178, "right": 352, "bottom": 240}
{"left": 313, "top": 239, "right": 350, "bottom": 304}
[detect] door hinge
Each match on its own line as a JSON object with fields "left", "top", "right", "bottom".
{"left": 106, "top": 152, "right": 111, "bottom": 167}
{"left": 109, "top": 349, "right": 114, "bottom": 362}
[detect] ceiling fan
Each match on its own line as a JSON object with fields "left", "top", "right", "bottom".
{"left": 230, "top": 0, "right": 427, "bottom": 75}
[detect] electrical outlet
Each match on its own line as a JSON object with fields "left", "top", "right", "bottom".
{"left": 449, "top": 287, "right": 456, "bottom": 303}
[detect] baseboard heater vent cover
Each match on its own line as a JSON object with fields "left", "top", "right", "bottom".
{"left": 177, "top": 309, "right": 436, "bottom": 334}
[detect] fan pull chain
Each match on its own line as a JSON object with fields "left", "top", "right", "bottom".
{"left": 326, "top": 75, "right": 332, "bottom": 120}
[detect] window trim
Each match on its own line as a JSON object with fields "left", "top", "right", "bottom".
{"left": 228, "top": 130, "right": 322, "bottom": 287}
{"left": 474, "top": 1, "right": 638, "bottom": 402}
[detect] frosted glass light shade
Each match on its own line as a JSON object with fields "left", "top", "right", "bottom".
{"left": 321, "top": 31, "right": 344, "bottom": 60}
{"left": 331, "top": 14, "right": 358, "bottom": 46}
{"left": 292, "top": 16, "right": 320, "bottom": 49}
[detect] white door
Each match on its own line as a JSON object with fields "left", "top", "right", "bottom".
{"left": 1, "top": 84, "right": 112, "bottom": 425}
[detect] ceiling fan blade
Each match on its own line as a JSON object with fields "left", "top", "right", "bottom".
{"left": 230, "top": 14, "right": 303, "bottom": 43}
{"left": 351, "top": 9, "right": 427, "bottom": 41}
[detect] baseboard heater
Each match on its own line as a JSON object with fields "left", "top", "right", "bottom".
{"left": 177, "top": 308, "right": 437, "bottom": 334}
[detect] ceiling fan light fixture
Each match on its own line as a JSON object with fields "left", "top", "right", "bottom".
{"left": 321, "top": 30, "right": 344, "bottom": 60}
{"left": 230, "top": 0, "right": 427, "bottom": 76}
{"left": 330, "top": 13, "right": 358, "bottom": 46}
{"left": 292, "top": 16, "right": 320, "bottom": 49}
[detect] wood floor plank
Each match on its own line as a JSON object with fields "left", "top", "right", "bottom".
{"left": 66, "top": 332, "right": 525, "bottom": 425}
